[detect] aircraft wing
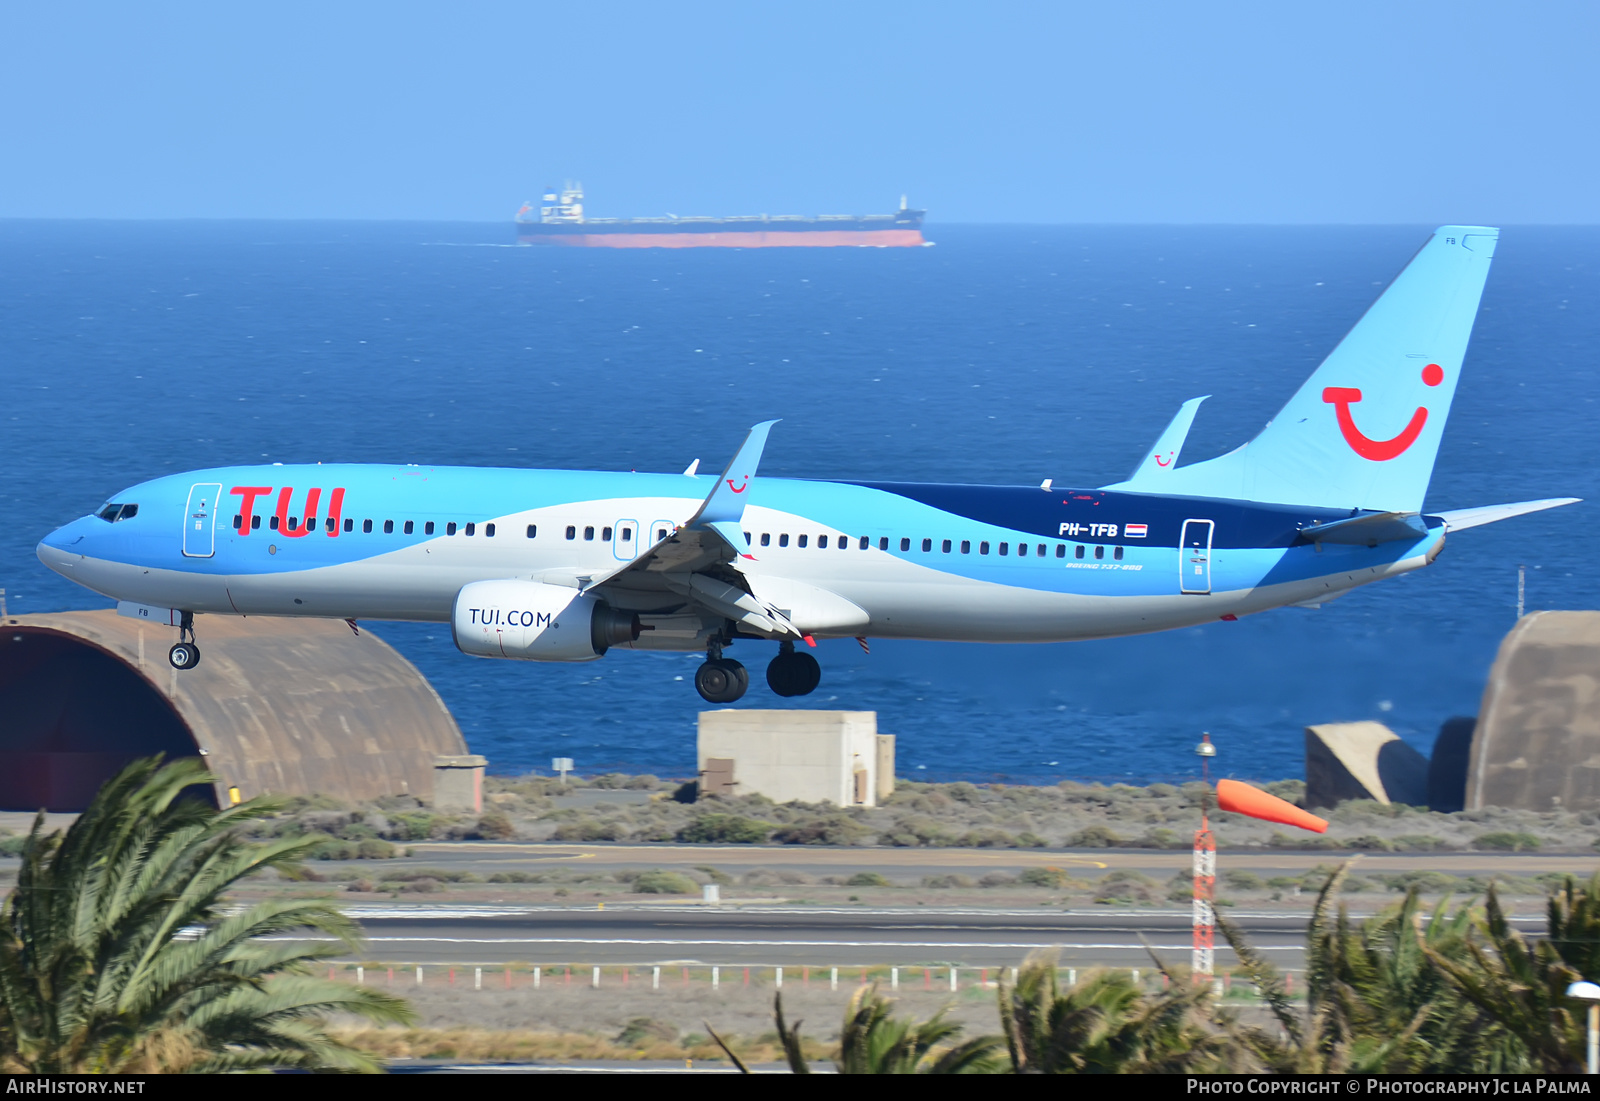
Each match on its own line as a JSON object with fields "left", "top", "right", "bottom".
{"left": 578, "top": 420, "right": 807, "bottom": 640}
{"left": 1434, "top": 497, "right": 1581, "bottom": 532}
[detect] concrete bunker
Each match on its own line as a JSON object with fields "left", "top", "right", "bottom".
{"left": 0, "top": 610, "right": 467, "bottom": 812}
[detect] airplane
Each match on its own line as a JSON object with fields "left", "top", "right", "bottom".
{"left": 37, "top": 225, "right": 1578, "bottom": 705}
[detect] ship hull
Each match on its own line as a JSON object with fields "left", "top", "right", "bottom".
{"left": 517, "top": 228, "right": 924, "bottom": 248}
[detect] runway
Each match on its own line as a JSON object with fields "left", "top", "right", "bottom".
{"left": 328, "top": 903, "right": 1546, "bottom": 969}
{"left": 402, "top": 841, "right": 1600, "bottom": 880}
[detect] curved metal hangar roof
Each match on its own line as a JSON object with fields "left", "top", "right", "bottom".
{"left": 0, "top": 610, "right": 466, "bottom": 811}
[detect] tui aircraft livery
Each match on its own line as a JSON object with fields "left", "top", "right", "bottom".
{"left": 37, "top": 226, "right": 1579, "bottom": 703}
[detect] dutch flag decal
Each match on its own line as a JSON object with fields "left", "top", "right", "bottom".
{"left": 1125, "top": 523, "right": 1149, "bottom": 538}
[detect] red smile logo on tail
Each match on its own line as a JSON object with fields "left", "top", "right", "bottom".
{"left": 726, "top": 475, "right": 749, "bottom": 494}
{"left": 1322, "top": 363, "right": 1444, "bottom": 461}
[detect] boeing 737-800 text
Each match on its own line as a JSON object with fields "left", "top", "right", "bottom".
{"left": 37, "top": 226, "right": 1576, "bottom": 703}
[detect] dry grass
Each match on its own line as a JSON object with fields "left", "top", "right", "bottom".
{"left": 330, "top": 1027, "right": 822, "bottom": 1064}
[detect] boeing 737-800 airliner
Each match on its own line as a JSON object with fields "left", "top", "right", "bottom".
{"left": 37, "top": 226, "right": 1577, "bottom": 704}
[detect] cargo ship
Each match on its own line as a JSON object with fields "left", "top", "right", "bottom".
{"left": 513, "top": 183, "right": 926, "bottom": 248}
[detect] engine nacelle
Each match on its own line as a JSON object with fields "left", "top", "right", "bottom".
{"left": 451, "top": 580, "right": 641, "bottom": 662}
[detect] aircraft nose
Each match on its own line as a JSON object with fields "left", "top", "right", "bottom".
{"left": 37, "top": 519, "right": 90, "bottom": 575}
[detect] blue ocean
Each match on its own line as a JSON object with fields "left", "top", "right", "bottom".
{"left": 2, "top": 222, "right": 1595, "bottom": 783}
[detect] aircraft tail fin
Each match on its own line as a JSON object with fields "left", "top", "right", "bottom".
{"left": 1156, "top": 227, "right": 1499, "bottom": 512}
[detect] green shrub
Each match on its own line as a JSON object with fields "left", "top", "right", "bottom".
{"left": 0, "top": 836, "right": 22, "bottom": 857}
{"left": 1222, "top": 870, "right": 1263, "bottom": 891}
{"left": 552, "top": 820, "right": 625, "bottom": 842}
{"left": 678, "top": 814, "right": 772, "bottom": 844}
{"left": 1474, "top": 831, "right": 1541, "bottom": 852}
{"left": 615, "top": 1017, "right": 677, "bottom": 1045}
{"left": 1391, "top": 834, "right": 1447, "bottom": 852}
{"left": 393, "top": 813, "right": 440, "bottom": 841}
{"left": 487, "top": 871, "right": 543, "bottom": 883}
{"left": 475, "top": 812, "right": 515, "bottom": 840}
{"left": 771, "top": 815, "right": 869, "bottom": 846}
{"left": 1018, "top": 867, "right": 1069, "bottom": 889}
{"left": 1064, "top": 825, "right": 1122, "bottom": 848}
{"left": 845, "top": 872, "right": 891, "bottom": 888}
{"left": 1014, "top": 831, "right": 1048, "bottom": 848}
{"left": 632, "top": 870, "right": 697, "bottom": 894}
{"left": 956, "top": 827, "right": 1017, "bottom": 848}
{"left": 1093, "top": 870, "right": 1159, "bottom": 905}
{"left": 921, "top": 874, "right": 975, "bottom": 888}
{"left": 356, "top": 838, "right": 397, "bottom": 860}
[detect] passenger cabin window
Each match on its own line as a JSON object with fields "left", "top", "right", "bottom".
{"left": 232, "top": 515, "right": 241, "bottom": 529}
{"left": 270, "top": 516, "right": 280, "bottom": 531}
{"left": 960, "top": 540, "right": 971, "bottom": 554}
{"left": 584, "top": 526, "right": 595, "bottom": 541}
{"left": 362, "top": 519, "right": 372, "bottom": 533}
{"left": 1037, "top": 544, "right": 1046, "bottom": 557}
{"left": 1095, "top": 545, "right": 1105, "bottom": 559}
{"left": 403, "top": 521, "right": 413, "bottom": 534}
{"left": 779, "top": 534, "right": 789, "bottom": 547}
{"left": 383, "top": 520, "right": 394, "bottom": 534}
{"left": 760, "top": 533, "right": 771, "bottom": 547}
{"left": 999, "top": 542, "right": 1008, "bottom": 556}
{"left": 979, "top": 541, "right": 990, "bottom": 555}
{"left": 941, "top": 539, "right": 952, "bottom": 553}
{"left": 656, "top": 528, "right": 669, "bottom": 541}
{"left": 486, "top": 523, "right": 496, "bottom": 537}
{"left": 465, "top": 522, "right": 476, "bottom": 536}
{"left": 818, "top": 535, "right": 828, "bottom": 549}
{"left": 425, "top": 521, "right": 435, "bottom": 535}
{"left": 1114, "top": 546, "right": 1124, "bottom": 560}
{"left": 342, "top": 518, "right": 351, "bottom": 532}
{"left": 446, "top": 522, "right": 457, "bottom": 536}
{"left": 1075, "top": 545, "right": 1084, "bottom": 559}
{"left": 922, "top": 538, "right": 932, "bottom": 552}
{"left": 601, "top": 526, "right": 612, "bottom": 541}
{"left": 620, "top": 527, "right": 630, "bottom": 542}
{"left": 1055, "top": 544, "right": 1065, "bottom": 558}
{"left": 798, "top": 535, "right": 808, "bottom": 548}
{"left": 840, "top": 537, "right": 849, "bottom": 551}
{"left": 900, "top": 538, "right": 911, "bottom": 551}
{"left": 526, "top": 524, "right": 536, "bottom": 538}
{"left": 861, "top": 536, "right": 870, "bottom": 550}
{"left": 566, "top": 525, "right": 576, "bottom": 540}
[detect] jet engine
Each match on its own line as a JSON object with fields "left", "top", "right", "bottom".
{"left": 451, "top": 580, "right": 641, "bottom": 662}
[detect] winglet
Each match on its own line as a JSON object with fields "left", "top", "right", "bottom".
{"left": 1104, "top": 396, "right": 1209, "bottom": 492}
{"left": 687, "top": 420, "right": 779, "bottom": 528}
{"left": 682, "top": 458, "right": 700, "bottom": 477}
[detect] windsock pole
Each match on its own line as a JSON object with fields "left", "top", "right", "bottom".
{"left": 1193, "top": 734, "right": 1217, "bottom": 977}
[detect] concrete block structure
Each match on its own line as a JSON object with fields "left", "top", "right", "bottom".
{"left": 697, "top": 710, "right": 893, "bottom": 807}
{"left": 434, "top": 754, "right": 488, "bottom": 814}
{"left": 0, "top": 610, "right": 467, "bottom": 811}
{"left": 1305, "top": 721, "right": 1428, "bottom": 808}
{"left": 1469, "top": 611, "right": 1600, "bottom": 812}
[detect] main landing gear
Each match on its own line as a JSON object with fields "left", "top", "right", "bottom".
{"left": 692, "top": 639, "right": 823, "bottom": 704}
{"left": 694, "top": 639, "right": 748, "bottom": 704}
{"left": 168, "top": 611, "right": 201, "bottom": 670}
{"left": 766, "top": 640, "right": 821, "bottom": 698}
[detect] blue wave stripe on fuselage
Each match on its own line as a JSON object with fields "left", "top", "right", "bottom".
{"left": 70, "top": 464, "right": 1431, "bottom": 599}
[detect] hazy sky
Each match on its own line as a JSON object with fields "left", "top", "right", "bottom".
{"left": 2, "top": 1, "right": 1594, "bottom": 223}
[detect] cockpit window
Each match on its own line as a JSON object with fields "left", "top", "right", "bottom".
{"left": 96, "top": 503, "right": 138, "bottom": 522}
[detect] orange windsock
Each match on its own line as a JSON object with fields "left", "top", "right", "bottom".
{"left": 1216, "top": 779, "right": 1327, "bottom": 833}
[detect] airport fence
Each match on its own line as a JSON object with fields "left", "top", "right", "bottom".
{"left": 325, "top": 962, "right": 1297, "bottom": 1001}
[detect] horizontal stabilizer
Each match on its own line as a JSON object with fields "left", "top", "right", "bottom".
{"left": 1298, "top": 511, "right": 1429, "bottom": 546}
{"left": 1104, "top": 396, "right": 1209, "bottom": 492}
{"left": 1435, "top": 497, "right": 1581, "bottom": 532}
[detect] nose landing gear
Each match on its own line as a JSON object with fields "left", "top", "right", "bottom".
{"left": 693, "top": 639, "right": 748, "bottom": 704}
{"left": 168, "top": 611, "right": 201, "bottom": 670}
{"left": 766, "top": 640, "right": 821, "bottom": 697}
